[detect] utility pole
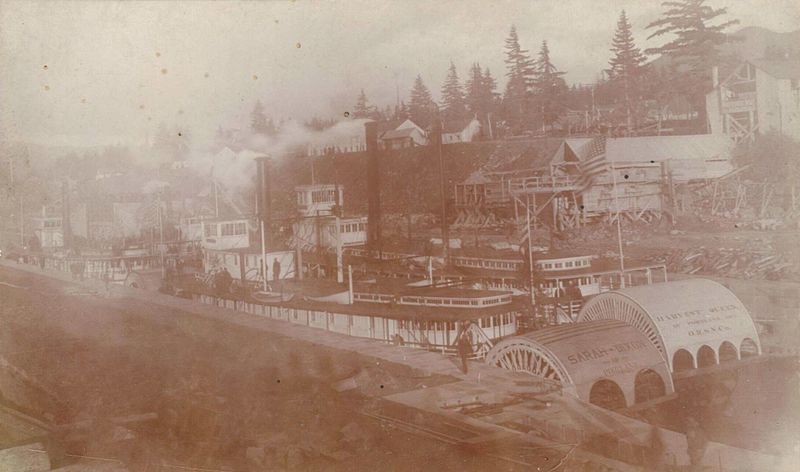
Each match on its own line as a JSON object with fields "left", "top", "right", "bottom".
{"left": 348, "top": 264, "right": 354, "bottom": 304}
{"left": 433, "top": 119, "right": 450, "bottom": 266}
{"left": 260, "top": 220, "right": 268, "bottom": 292}
{"left": 19, "top": 199, "right": 24, "bottom": 247}
{"left": 526, "top": 193, "right": 536, "bottom": 308}
{"left": 256, "top": 155, "right": 272, "bottom": 284}
{"left": 213, "top": 179, "right": 219, "bottom": 218}
{"left": 8, "top": 158, "right": 24, "bottom": 247}
{"left": 611, "top": 162, "right": 625, "bottom": 287}
{"left": 335, "top": 214, "right": 343, "bottom": 283}
{"left": 333, "top": 153, "right": 343, "bottom": 284}
{"left": 158, "top": 197, "right": 165, "bottom": 280}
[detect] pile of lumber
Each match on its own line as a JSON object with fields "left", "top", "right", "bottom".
{"left": 647, "top": 247, "right": 798, "bottom": 281}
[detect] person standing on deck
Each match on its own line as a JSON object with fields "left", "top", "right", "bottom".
{"left": 272, "top": 258, "right": 281, "bottom": 283}
{"left": 457, "top": 328, "right": 473, "bottom": 374}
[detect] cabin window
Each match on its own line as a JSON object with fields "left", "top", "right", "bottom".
{"left": 221, "top": 222, "right": 247, "bottom": 236}
{"left": 204, "top": 224, "right": 217, "bottom": 237}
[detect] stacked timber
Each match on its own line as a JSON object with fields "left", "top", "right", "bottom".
{"left": 647, "top": 247, "right": 799, "bottom": 281}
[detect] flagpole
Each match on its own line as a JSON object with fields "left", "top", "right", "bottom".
{"left": 611, "top": 161, "right": 625, "bottom": 287}
{"left": 158, "top": 198, "right": 165, "bottom": 280}
{"left": 526, "top": 193, "right": 535, "bottom": 308}
{"left": 213, "top": 179, "right": 219, "bottom": 218}
{"left": 260, "top": 220, "right": 268, "bottom": 292}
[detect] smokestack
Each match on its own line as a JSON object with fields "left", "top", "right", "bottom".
{"left": 256, "top": 156, "right": 272, "bottom": 249}
{"left": 365, "top": 121, "right": 381, "bottom": 252}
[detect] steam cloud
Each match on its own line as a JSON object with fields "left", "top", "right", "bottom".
{"left": 192, "top": 118, "right": 370, "bottom": 192}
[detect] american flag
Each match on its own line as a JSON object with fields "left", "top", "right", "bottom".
{"left": 574, "top": 136, "right": 607, "bottom": 192}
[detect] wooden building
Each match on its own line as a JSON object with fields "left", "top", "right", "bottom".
{"left": 706, "top": 59, "right": 800, "bottom": 143}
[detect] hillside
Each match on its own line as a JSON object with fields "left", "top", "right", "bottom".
{"left": 270, "top": 139, "right": 562, "bottom": 218}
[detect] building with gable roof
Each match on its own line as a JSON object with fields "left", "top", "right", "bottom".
{"left": 706, "top": 58, "right": 800, "bottom": 142}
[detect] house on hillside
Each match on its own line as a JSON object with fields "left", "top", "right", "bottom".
{"left": 440, "top": 117, "right": 481, "bottom": 144}
{"left": 706, "top": 59, "right": 800, "bottom": 142}
{"left": 379, "top": 119, "right": 428, "bottom": 150}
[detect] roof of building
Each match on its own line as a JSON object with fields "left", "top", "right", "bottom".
{"left": 604, "top": 134, "right": 732, "bottom": 164}
{"left": 749, "top": 58, "right": 800, "bottom": 80}
{"left": 184, "top": 280, "right": 525, "bottom": 322}
{"left": 480, "top": 138, "right": 564, "bottom": 173}
{"left": 381, "top": 128, "right": 419, "bottom": 140}
{"left": 441, "top": 118, "right": 477, "bottom": 134}
{"left": 206, "top": 245, "right": 292, "bottom": 255}
{"left": 487, "top": 319, "right": 673, "bottom": 406}
{"left": 280, "top": 296, "right": 527, "bottom": 322}
{"left": 376, "top": 119, "right": 405, "bottom": 134}
{"left": 578, "top": 278, "right": 761, "bottom": 370}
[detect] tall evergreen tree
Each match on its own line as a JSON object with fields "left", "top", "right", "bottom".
{"left": 646, "top": 0, "right": 739, "bottom": 121}
{"left": 353, "top": 89, "right": 372, "bottom": 119}
{"left": 440, "top": 62, "right": 467, "bottom": 121}
{"left": 394, "top": 101, "right": 409, "bottom": 120}
{"left": 482, "top": 68, "right": 499, "bottom": 138}
{"left": 409, "top": 74, "right": 436, "bottom": 127}
{"left": 607, "top": 10, "right": 648, "bottom": 133}
{"left": 608, "top": 11, "right": 647, "bottom": 81}
{"left": 532, "top": 40, "right": 567, "bottom": 133}
{"left": 482, "top": 68, "right": 498, "bottom": 107}
{"left": 251, "top": 100, "right": 269, "bottom": 134}
{"left": 465, "top": 63, "right": 497, "bottom": 120}
{"left": 502, "top": 25, "right": 534, "bottom": 132}
{"left": 465, "top": 63, "right": 485, "bottom": 117}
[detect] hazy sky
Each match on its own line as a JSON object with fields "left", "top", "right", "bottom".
{"left": 1, "top": 0, "right": 798, "bottom": 149}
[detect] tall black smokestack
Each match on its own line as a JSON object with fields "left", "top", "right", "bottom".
{"left": 365, "top": 121, "right": 381, "bottom": 252}
{"left": 256, "top": 156, "right": 272, "bottom": 249}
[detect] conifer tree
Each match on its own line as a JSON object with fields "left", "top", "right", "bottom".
{"left": 502, "top": 25, "right": 534, "bottom": 132}
{"left": 646, "top": 0, "right": 739, "bottom": 121}
{"left": 465, "top": 63, "right": 485, "bottom": 117}
{"left": 532, "top": 40, "right": 567, "bottom": 133}
{"left": 409, "top": 75, "right": 436, "bottom": 127}
{"left": 440, "top": 62, "right": 467, "bottom": 121}
{"left": 607, "top": 10, "right": 648, "bottom": 133}
{"left": 482, "top": 68, "right": 498, "bottom": 106}
{"left": 608, "top": 11, "right": 647, "bottom": 82}
{"left": 251, "top": 100, "right": 269, "bottom": 134}
{"left": 394, "top": 101, "right": 409, "bottom": 120}
{"left": 353, "top": 89, "right": 372, "bottom": 119}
